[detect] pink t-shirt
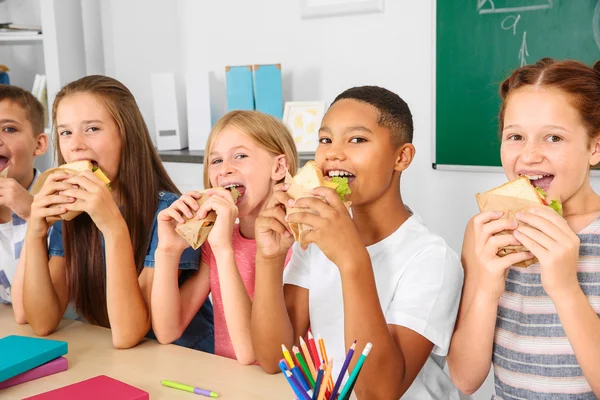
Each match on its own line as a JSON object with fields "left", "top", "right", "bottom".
{"left": 201, "top": 224, "right": 291, "bottom": 360}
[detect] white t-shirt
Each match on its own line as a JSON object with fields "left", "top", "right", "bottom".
{"left": 0, "top": 219, "right": 26, "bottom": 304}
{"left": 0, "top": 169, "right": 39, "bottom": 304}
{"left": 283, "top": 211, "right": 464, "bottom": 400}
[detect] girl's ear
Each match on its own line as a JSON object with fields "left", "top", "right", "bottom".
{"left": 272, "top": 154, "right": 289, "bottom": 181}
{"left": 591, "top": 135, "right": 600, "bottom": 167}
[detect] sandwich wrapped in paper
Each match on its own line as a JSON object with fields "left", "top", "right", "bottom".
{"left": 285, "top": 161, "right": 351, "bottom": 241}
{"left": 175, "top": 188, "right": 240, "bottom": 250}
{"left": 476, "top": 176, "right": 563, "bottom": 268}
{"left": 30, "top": 160, "right": 111, "bottom": 224}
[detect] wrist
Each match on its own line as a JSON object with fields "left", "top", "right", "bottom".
{"left": 338, "top": 247, "right": 370, "bottom": 276}
{"left": 547, "top": 281, "right": 583, "bottom": 304}
{"left": 155, "top": 246, "right": 185, "bottom": 257}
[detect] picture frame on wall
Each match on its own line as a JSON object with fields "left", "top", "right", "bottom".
{"left": 300, "top": 0, "right": 385, "bottom": 19}
{"left": 283, "top": 101, "right": 326, "bottom": 152}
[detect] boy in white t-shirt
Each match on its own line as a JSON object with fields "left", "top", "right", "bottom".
{"left": 251, "top": 86, "right": 464, "bottom": 399}
{"left": 0, "top": 85, "right": 48, "bottom": 304}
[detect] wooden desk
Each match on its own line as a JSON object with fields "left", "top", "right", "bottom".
{"left": 0, "top": 305, "right": 292, "bottom": 399}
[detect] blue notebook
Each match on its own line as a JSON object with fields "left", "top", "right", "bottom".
{"left": 0, "top": 335, "right": 68, "bottom": 383}
{"left": 226, "top": 65, "right": 255, "bottom": 111}
{"left": 253, "top": 64, "right": 283, "bottom": 119}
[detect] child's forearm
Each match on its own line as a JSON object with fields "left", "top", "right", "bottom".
{"left": 214, "top": 248, "right": 255, "bottom": 365}
{"left": 339, "top": 250, "right": 407, "bottom": 399}
{"left": 553, "top": 287, "right": 600, "bottom": 396}
{"left": 104, "top": 220, "right": 150, "bottom": 349}
{"left": 251, "top": 254, "right": 295, "bottom": 373}
{"left": 11, "top": 242, "right": 27, "bottom": 324}
{"left": 23, "top": 234, "right": 63, "bottom": 335}
{"left": 151, "top": 248, "right": 187, "bottom": 344}
{"left": 446, "top": 287, "right": 499, "bottom": 395}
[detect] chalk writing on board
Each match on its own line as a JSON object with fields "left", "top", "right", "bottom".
{"left": 501, "top": 15, "right": 521, "bottom": 35}
{"left": 594, "top": 0, "right": 600, "bottom": 50}
{"left": 477, "top": 0, "right": 553, "bottom": 15}
{"left": 519, "top": 31, "right": 529, "bottom": 66}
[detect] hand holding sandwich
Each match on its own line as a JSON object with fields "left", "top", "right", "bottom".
{"left": 514, "top": 207, "right": 580, "bottom": 299}
{"left": 28, "top": 171, "right": 75, "bottom": 237}
{"left": 255, "top": 183, "right": 294, "bottom": 261}
{"left": 194, "top": 188, "right": 238, "bottom": 252}
{"left": 157, "top": 190, "right": 205, "bottom": 255}
{"left": 470, "top": 211, "right": 535, "bottom": 300}
{"left": 287, "top": 186, "right": 363, "bottom": 269}
{"left": 59, "top": 169, "right": 121, "bottom": 233}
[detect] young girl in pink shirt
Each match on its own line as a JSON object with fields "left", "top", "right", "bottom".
{"left": 151, "top": 110, "right": 297, "bottom": 364}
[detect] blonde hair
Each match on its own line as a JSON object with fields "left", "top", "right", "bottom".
{"left": 203, "top": 110, "right": 298, "bottom": 189}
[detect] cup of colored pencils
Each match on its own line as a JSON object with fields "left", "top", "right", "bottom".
{"left": 279, "top": 330, "right": 372, "bottom": 400}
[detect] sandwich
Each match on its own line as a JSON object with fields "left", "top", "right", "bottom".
{"left": 285, "top": 161, "right": 351, "bottom": 241}
{"left": 30, "top": 160, "right": 111, "bottom": 223}
{"left": 476, "top": 175, "right": 563, "bottom": 267}
{"left": 175, "top": 188, "right": 240, "bottom": 250}
{"left": 0, "top": 168, "right": 7, "bottom": 178}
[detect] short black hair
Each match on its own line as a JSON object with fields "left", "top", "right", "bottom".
{"left": 331, "top": 86, "right": 413, "bottom": 146}
{"left": 0, "top": 84, "right": 45, "bottom": 136}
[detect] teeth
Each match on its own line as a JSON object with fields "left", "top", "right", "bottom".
{"left": 223, "top": 184, "right": 241, "bottom": 189}
{"left": 328, "top": 170, "right": 354, "bottom": 177}
{"left": 524, "top": 174, "right": 551, "bottom": 180}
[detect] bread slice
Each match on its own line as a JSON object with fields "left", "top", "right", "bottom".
{"left": 485, "top": 175, "right": 544, "bottom": 203}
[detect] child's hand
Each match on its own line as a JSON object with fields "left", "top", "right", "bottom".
{"left": 0, "top": 177, "right": 34, "bottom": 220}
{"left": 285, "top": 186, "right": 362, "bottom": 269}
{"left": 196, "top": 188, "right": 238, "bottom": 252}
{"left": 28, "top": 172, "right": 75, "bottom": 238}
{"left": 471, "top": 211, "right": 534, "bottom": 300}
{"left": 515, "top": 208, "right": 580, "bottom": 299}
{"left": 61, "top": 170, "right": 121, "bottom": 233}
{"left": 156, "top": 190, "right": 203, "bottom": 254}
{"left": 255, "top": 183, "right": 294, "bottom": 260}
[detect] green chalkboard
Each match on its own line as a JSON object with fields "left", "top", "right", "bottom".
{"left": 435, "top": 1, "right": 600, "bottom": 169}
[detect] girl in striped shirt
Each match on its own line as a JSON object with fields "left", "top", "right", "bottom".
{"left": 448, "top": 58, "right": 600, "bottom": 399}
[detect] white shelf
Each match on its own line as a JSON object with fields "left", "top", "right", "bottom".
{"left": 0, "top": 34, "right": 43, "bottom": 43}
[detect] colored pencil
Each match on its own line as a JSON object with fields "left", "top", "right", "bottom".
{"left": 282, "top": 344, "right": 295, "bottom": 369}
{"left": 300, "top": 336, "right": 317, "bottom": 379}
{"left": 330, "top": 341, "right": 356, "bottom": 400}
{"left": 338, "top": 343, "right": 373, "bottom": 400}
{"left": 311, "top": 364, "right": 324, "bottom": 400}
{"left": 316, "top": 358, "right": 332, "bottom": 400}
{"left": 294, "top": 346, "right": 316, "bottom": 388}
{"left": 285, "top": 370, "right": 312, "bottom": 400}
{"left": 292, "top": 365, "right": 311, "bottom": 392}
{"left": 317, "top": 335, "right": 333, "bottom": 392}
{"left": 307, "top": 331, "right": 321, "bottom": 369}
{"left": 279, "top": 359, "right": 304, "bottom": 400}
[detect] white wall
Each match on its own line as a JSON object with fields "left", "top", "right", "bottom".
{"left": 100, "top": 1, "right": 600, "bottom": 398}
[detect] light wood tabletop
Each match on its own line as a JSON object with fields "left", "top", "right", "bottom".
{"left": 0, "top": 304, "right": 293, "bottom": 399}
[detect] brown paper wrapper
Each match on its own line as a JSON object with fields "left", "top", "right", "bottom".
{"left": 475, "top": 193, "right": 546, "bottom": 268}
{"left": 175, "top": 189, "right": 239, "bottom": 250}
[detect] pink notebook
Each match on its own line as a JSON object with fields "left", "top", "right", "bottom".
{"left": 23, "top": 375, "right": 149, "bottom": 400}
{"left": 0, "top": 357, "right": 68, "bottom": 389}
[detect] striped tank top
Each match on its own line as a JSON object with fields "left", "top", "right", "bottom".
{"left": 493, "top": 217, "right": 600, "bottom": 399}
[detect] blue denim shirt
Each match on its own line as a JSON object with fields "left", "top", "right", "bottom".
{"left": 47, "top": 191, "right": 214, "bottom": 353}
